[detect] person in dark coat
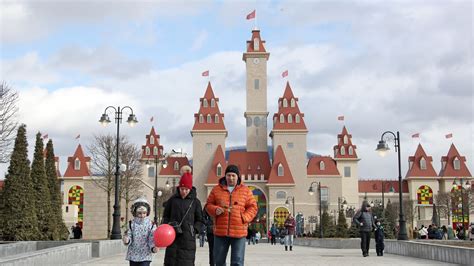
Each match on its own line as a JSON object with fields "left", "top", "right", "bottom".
{"left": 162, "top": 173, "right": 203, "bottom": 266}
{"left": 353, "top": 201, "right": 375, "bottom": 257}
{"left": 202, "top": 206, "right": 214, "bottom": 265}
{"left": 72, "top": 223, "right": 82, "bottom": 239}
{"left": 374, "top": 217, "right": 384, "bottom": 256}
{"left": 284, "top": 214, "right": 296, "bottom": 251}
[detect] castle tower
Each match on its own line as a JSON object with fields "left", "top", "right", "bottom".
{"left": 141, "top": 126, "right": 164, "bottom": 193}
{"left": 333, "top": 126, "right": 360, "bottom": 207}
{"left": 242, "top": 28, "right": 270, "bottom": 152}
{"left": 191, "top": 82, "right": 227, "bottom": 203}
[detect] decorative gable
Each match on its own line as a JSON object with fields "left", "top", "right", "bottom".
{"left": 307, "top": 156, "right": 340, "bottom": 176}
{"left": 267, "top": 145, "right": 295, "bottom": 185}
{"left": 63, "top": 144, "right": 91, "bottom": 177}
{"left": 333, "top": 126, "right": 358, "bottom": 159}
{"left": 141, "top": 126, "right": 164, "bottom": 159}
{"left": 206, "top": 145, "right": 227, "bottom": 184}
{"left": 406, "top": 144, "right": 437, "bottom": 178}
{"left": 272, "top": 82, "right": 307, "bottom": 131}
{"left": 159, "top": 156, "right": 191, "bottom": 176}
{"left": 192, "top": 82, "right": 226, "bottom": 131}
{"left": 439, "top": 144, "right": 472, "bottom": 177}
{"left": 227, "top": 150, "right": 271, "bottom": 182}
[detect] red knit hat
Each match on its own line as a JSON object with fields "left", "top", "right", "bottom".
{"left": 179, "top": 172, "right": 193, "bottom": 190}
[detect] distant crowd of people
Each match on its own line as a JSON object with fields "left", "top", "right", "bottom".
{"left": 416, "top": 223, "right": 474, "bottom": 241}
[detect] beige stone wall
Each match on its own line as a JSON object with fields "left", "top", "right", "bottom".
{"left": 245, "top": 56, "right": 268, "bottom": 113}
{"left": 62, "top": 179, "right": 84, "bottom": 205}
{"left": 192, "top": 132, "right": 226, "bottom": 205}
{"left": 335, "top": 159, "right": 360, "bottom": 208}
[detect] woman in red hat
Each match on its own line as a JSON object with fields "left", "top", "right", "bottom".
{"left": 162, "top": 172, "right": 203, "bottom": 266}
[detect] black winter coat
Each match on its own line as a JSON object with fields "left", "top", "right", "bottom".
{"left": 162, "top": 187, "right": 203, "bottom": 266}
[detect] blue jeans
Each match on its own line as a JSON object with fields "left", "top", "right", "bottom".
{"left": 214, "top": 236, "right": 246, "bottom": 266}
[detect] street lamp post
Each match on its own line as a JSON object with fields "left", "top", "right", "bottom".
{"left": 375, "top": 130, "right": 408, "bottom": 240}
{"left": 285, "top": 196, "right": 295, "bottom": 216}
{"left": 308, "top": 181, "right": 323, "bottom": 238}
{"left": 452, "top": 178, "right": 470, "bottom": 233}
{"left": 99, "top": 106, "right": 138, "bottom": 239}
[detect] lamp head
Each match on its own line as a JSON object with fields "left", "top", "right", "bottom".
{"left": 376, "top": 140, "right": 390, "bottom": 157}
{"left": 452, "top": 180, "right": 458, "bottom": 189}
{"left": 99, "top": 113, "right": 111, "bottom": 126}
{"left": 165, "top": 180, "right": 170, "bottom": 188}
{"left": 389, "top": 185, "right": 395, "bottom": 193}
{"left": 464, "top": 180, "right": 470, "bottom": 189}
{"left": 127, "top": 114, "right": 138, "bottom": 127}
{"left": 157, "top": 190, "right": 163, "bottom": 197}
{"left": 308, "top": 186, "right": 315, "bottom": 196}
{"left": 285, "top": 199, "right": 289, "bottom": 206}
{"left": 162, "top": 160, "right": 168, "bottom": 169}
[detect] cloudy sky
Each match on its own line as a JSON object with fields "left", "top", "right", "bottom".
{"left": 1, "top": 0, "right": 472, "bottom": 180}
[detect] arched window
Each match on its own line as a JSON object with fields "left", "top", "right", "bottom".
{"left": 343, "top": 135, "right": 348, "bottom": 144}
{"left": 174, "top": 161, "right": 180, "bottom": 171}
{"left": 153, "top": 147, "right": 158, "bottom": 155}
{"left": 145, "top": 147, "right": 150, "bottom": 155}
{"left": 150, "top": 136, "right": 154, "bottom": 144}
{"left": 217, "top": 163, "right": 222, "bottom": 176}
{"left": 199, "top": 114, "right": 204, "bottom": 123}
{"left": 417, "top": 185, "right": 433, "bottom": 205}
{"left": 279, "top": 114, "right": 284, "bottom": 123}
{"left": 340, "top": 146, "right": 345, "bottom": 155}
{"left": 203, "top": 99, "right": 208, "bottom": 107}
{"left": 207, "top": 114, "right": 211, "bottom": 123}
{"left": 420, "top": 157, "right": 427, "bottom": 170}
{"left": 278, "top": 163, "right": 284, "bottom": 176}
{"left": 348, "top": 146, "right": 353, "bottom": 156}
{"left": 453, "top": 157, "right": 461, "bottom": 170}
{"left": 283, "top": 99, "right": 288, "bottom": 107}
{"left": 210, "top": 99, "right": 215, "bottom": 107}
{"left": 290, "top": 98, "right": 295, "bottom": 107}
{"left": 254, "top": 38, "right": 259, "bottom": 51}
{"left": 287, "top": 114, "right": 292, "bottom": 123}
{"left": 214, "top": 114, "right": 219, "bottom": 123}
{"left": 295, "top": 114, "right": 300, "bottom": 123}
{"left": 276, "top": 191, "right": 286, "bottom": 199}
{"left": 320, "top": 161, "right": 325, "bottom": 170}
{"left": 74, "top": 158, "right": 80, "bottom": 170}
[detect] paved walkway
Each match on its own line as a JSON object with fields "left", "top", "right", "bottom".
{"left": 75, "top": 242, "right": 456, "bottom": 265}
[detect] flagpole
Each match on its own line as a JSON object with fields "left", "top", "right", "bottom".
{"left": 255, "top": 10, "right": 258, "bottom": 29}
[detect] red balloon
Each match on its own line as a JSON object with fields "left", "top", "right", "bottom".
{"left": 154, "top": 224, "right": 176, "bottom": 248}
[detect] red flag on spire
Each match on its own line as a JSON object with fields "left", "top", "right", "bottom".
{"left": 445, "top": 133, "right": 453, "bottom": 139}
{"left": 202, "top": 70, "right": 209, "bottom": 77}
{"left": 337, "top": 116, "right": 344, "bottom": 121}
{"left": 281, "top": 70, "right": 288, "bottom": 78}
{"left": 246, "top": 10, "right": 256, "bottom": 20}
{"left": 411, "top": 133, "right": 420, "bottom": 138}
{"left": 75, "top": 134, "right": 80, "bottom": 139}
{"left": 42, "top": 134, "right": 48, "bottom": 140}
{"left": 150, "top": 116, "right": 154, "bottom": 122}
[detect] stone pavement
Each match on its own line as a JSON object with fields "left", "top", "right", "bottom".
{"left": 75, "top": 242, "right": 456, "bottom": 265}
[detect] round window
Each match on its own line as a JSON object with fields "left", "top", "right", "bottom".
{"left": 246, "top": 117, "right": 252, "bottom": 127}
{"left": 254, "top": 117, "right": 261, "bottom": 127}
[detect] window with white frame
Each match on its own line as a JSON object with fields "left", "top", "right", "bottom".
{"left": 340, "top": 146, "right": 345, "bottom": 155}
{"left": 343, "top": 135, "right": 348, "bottom": 144}
{"left": 145, "top": 147, "right": 150, "bottom": 155}
{"left": 254, "top": 38, "right": 260, "bottom": 51}
{"left": 174, "top": 161, "right": 179, "bottom": 171}
{"left": 74, "top": 159, "right": 80, "bottom": 170}
{"left": 207, "top": 114, "right": 211, "bottom": 123}
{"left": 287, "top": 114, "right": 292, "bottom": 123}
{"left": 278, "top": 163, "right": 284, "bottom": 176}
{"left": 279, "top": 114, "right": 284, "bottom": 123}
{"left": 283, "top": 99, "right": 288, "bottom": 107}
{"left": 215, "top": 114, "right": 219, "bottom": 123}
{"left": 150, "top": 136, "right": 154, "bottom": 144}
{"left": 276, "top": 191, "right": 286, "bottom": 199}
{"left": 295, "top": 114, "right": 300, "bottom": 123}
{"left": 148, "top": 166, "right": 154, "bottom": 177}
{"left": 210, "top": 99, "right": 215, "bottom": 107}
{"left": 320, "top": 161, "right": 325, "bottom": 170}
{"left": 290, "top": 98, "right": 295, "bottom": 107}
{"left": 344, "top": 166, "right": 351, "bottom": 177}
{"left": 453, "top": 157, "right": 461, "bottom": 170}
{"left": 217, "top": 163, "right": 222, "bottom": 176}
{"left": 420, "top": 157, "right": 427, "bottom": 170}
{"left": 321, "top": 187, "right": 329, "bottom": 206}
{"left": 348, "top": 146, "right": 353, "bottom": 156}
{"left": 199, "top": 114, "right": 204, "bottom": 123}
{"left": 153, "top": 147, "right": 158, "bottom": 155}
{"left": 203, "top": 99, "right": 208, "bottom": 107}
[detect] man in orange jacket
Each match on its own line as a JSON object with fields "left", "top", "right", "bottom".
{"left": 206, "top": 165, "right": 257, "bottom": 266}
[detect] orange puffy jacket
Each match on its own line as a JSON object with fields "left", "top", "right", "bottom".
{"left": 206, "top": 177, "right": 257, "bottom": 238}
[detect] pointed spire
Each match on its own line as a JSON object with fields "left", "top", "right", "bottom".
{"left": 141, "top": 126, "right": 164, "bottom": 159}
{"left": 406, "top": 144, "right": 437, "bottom": 177}
{"left": 272, "top": 82, "right": 307, "bottom": 131}
{"left": 206, "top": 145, "right": 227, "bottom": 184}
{"left": 192, "top": 82, "right": 227, "bottom": 132}
{"left": 267, "top": 146, "right": 295, "bottom": 185}
{"left": 333, "top": 126, "right": 358, "bottom": 159}
{"left": 63, "top": 144, "right": 91, "bottom": 177}
{"left": 246, "top": 29, "right": 266, "bottom": 53}
{"left": 439, "top": 143, "right": 472, "bottom": 177}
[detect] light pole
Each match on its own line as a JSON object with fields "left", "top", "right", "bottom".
{"left": 146, "top": 155, "right": 168, "bottom": 225}
{"left": 99, "top": 106, "right": 138, "bottom": 239}
{"left": 285, "top": 196, "right": 295, "bottom": 216}
{"left": 375, "top": 130, "right": 408, "bottom": 240}
{"left": 452, "top": 178, "right": 470, "bottom": 233}
{"left": 308, "top": 181, "right": 323, "bottom": 238}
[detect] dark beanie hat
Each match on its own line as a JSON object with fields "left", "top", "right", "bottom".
{"left": 225, "top": 165, "right": 240, "bottom": 177}
{"left": 179, "top": 172, "right": 193, "bottom": 190}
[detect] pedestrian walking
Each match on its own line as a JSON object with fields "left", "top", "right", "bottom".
{"left": 270, "top": 224, "right": 278, "bottom": 245}
{"left": 72, "top": 223, "right": 82, "bottom": 239}
{"left": 441, "top": 225, "right": 448, "bottom": 240}
{"left": 162, "top": 172, "right": 204, "bottom": 266}
{"left": 203, "top": 207, "right": 215, "bottom": 265}
{"left": 255, "top": 231, "right": 261, "bottom": 244}
{"left": 418, "top": 225, "right": 428, "bottom": 239}
{"left": 284, "top": 214, "right": 296, "bottom": 251}
{"left": 122, "top": 198, "right": 158, "bottom": 266}
{"left": 374, "top": 218, "right": 384, "bottom": 256}
{"left": 205, "top": 164, "right": 258, "bottom": 266}
{"left": 352, "top": 201, "right": 375, "bottom": 257}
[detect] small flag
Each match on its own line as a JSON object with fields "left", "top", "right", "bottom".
{"left": 42, "top": 134, "right": 48, "bottom": 139}
{"left": 75, "top": 134, "right": 80, "bottom": 139}
{"left": 282, "top": 70, "right": 288, "bottom": 78}
{"left": 246, "top": 10, "right": 256, "bottom": 20}
{"left": 411, "top": 133, "right": 420, "bottom": 138}
{"left": 202, "top": 70, "right": 209, "bottom": 77}
{"left": 445, "top": 133, "right": 453, "bottom": 139}
{"left": 150, "top": 116, "right": 154, "bottom": 122}
{"left": 337, "top": 116, "right": 344, "bottom": 121}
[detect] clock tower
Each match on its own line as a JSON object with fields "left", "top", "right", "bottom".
{"left": 243, "top": 28, "right": 270, "bottom": 152}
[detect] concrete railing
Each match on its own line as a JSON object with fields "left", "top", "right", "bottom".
{"left": 0, "top": 242, "right": 36, "bottom": 258}
{"left": 385, "top": 240, "right": 474, "bottom": 265}
{"left": 294, "top": 237, "right": 375, "bottom": 249}
{"left": 91, "top": 240, "right": 127, "bottom": 258}
{"left": 0, "top": 243, "right": 92, "bottom": 266}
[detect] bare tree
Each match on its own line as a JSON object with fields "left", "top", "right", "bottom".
{"left": 435, "top": 191, "right": 452, "bottom": 224}
{"left": 118, "top": 141, "right": 144, "bottom": 224}
{"left": 0, "top": 82, "right": 19, "bottom": 163}
{"left": 403, "top": 199, "right": 417, "bottom": 229}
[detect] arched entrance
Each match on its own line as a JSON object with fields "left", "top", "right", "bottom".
{"left": 273, "top": 206, "right": 289, "bottom": 229}
{"left": 68, "top": 185, "right": 84, "bottom": 227}
{"left": 248, "top": 186, "right": 267, "bottom": 235}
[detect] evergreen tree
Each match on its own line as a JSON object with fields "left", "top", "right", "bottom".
{"left": 321, "top": 209, "right": 336, "bottom": 237}
{"left": 335, "top": 209, "right": 348, "bottom": 238}
{"left": 347, "top": 224, "right": 360, "bottom": 238}
{"left": 31, "top": 132, "right": 52, "bottom": 239}
{"left": 45, "top": 139, "right": 69, "bottom": 240}
{"left": 384, "top": 200, "right": 397, "bottom": 239}
{"left": 2, "top": 125, "right": 40, "bottom": 240}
